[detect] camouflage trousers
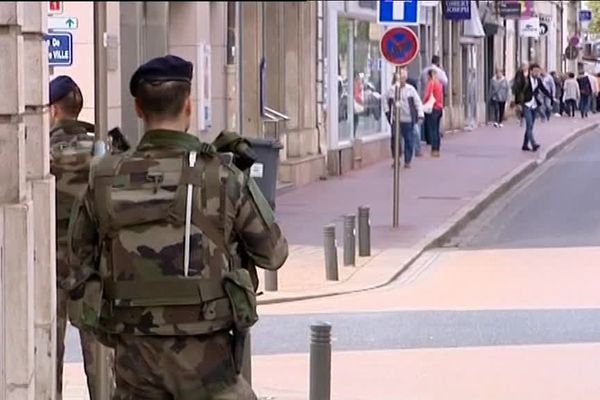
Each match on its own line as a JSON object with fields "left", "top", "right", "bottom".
{"left": 112, "top": 332, "right": 256, "bottom": 400}
{"left": 57, "top": 286, "right": 115, "bottom": 399}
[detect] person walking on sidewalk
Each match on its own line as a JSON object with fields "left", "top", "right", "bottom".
{"left": 513, "top": 63, "right": 553, "bottom": 152}
{"left": 541, "top": 69, "right": 556, "bottom": 121}
{"left": 577, "top": 70, "right": 592, "bottom": 118}
{"left": 562, "top": 72, "right": 580, "bottom": 118}
{"left": 423, "top": 69, "right": 444, "bottom": 157}
{"left": 551, "top": 71, "right": 564, "bottom": 116}
{"left": 512, "top": 62, "right": 529, "bottom": 127}
{"left": 386, "top": 68, "right": 424, "bottom": 168}
{"left": 587, "top": 70, "right": 599, "bottom": 114}
{"left": 489, "top": 68, "right": 509, "bottom": 128}
{"left": 407, "top": 76, "right": 423, "bottom": 157}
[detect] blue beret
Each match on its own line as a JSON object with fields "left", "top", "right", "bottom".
{"left": 129, "top": 55, "right": 193, "bottom": 97}
{"left": 49, "top": 75, "right": 79, "bottom": 104}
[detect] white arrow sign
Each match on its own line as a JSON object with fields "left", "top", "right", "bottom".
{"left": 48, "top": 16, "right": 78, "bottom": 30}
{"left": 392, "top": 0, "right": 408, "bottom": 21}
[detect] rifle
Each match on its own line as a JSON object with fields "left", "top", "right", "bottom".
{"left": 107, "top": 127, "right": 131, "bottom": 153}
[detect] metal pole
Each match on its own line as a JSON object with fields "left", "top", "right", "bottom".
{"left": 323, "top": 225, "right": 338, "bottom": 281}
{"left": 343, "top": 215, "right": 356, "bottom": 266}
{"left": 309, "top": 322, "right": 332, "bottom": 400}
{"left": 264, "top": 270, "right": 278, "bottom": 291}
{"left": 392, "top": 65, "right": 401, "bottom": 228}
{"left": 94, "top": 3, "right": 111, "bottom": 399}
{"left": 358, "top": 206, "right": 371, "bottom": 257}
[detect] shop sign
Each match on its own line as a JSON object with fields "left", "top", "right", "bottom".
{"left": 519, "top": 17, "right": 540, "bottom": 38}
{"left": 443, "top": 0, "right": 471, "bottom": 21}
{"left": 498, "top": 1, "right": 521, "bottom": 19}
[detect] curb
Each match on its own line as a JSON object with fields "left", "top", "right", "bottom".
{"left": 258, "top": 122, "right": 599, "bottom": 306}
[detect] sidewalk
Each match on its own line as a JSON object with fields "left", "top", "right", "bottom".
{"left": 257, "top": 115, "right": 600, "bottom": 303}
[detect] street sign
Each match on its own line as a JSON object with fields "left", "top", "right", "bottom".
{"left": 498, "top": 1, "right": 521, "bottom": 19}
{"left": 539, "top": 22, "right": 548, "bottom": 36}
{"left": 377, "top": 0, "right": 419, "bottom": 26}
{"left": 46, "top": 32, "right": 72, "bottom": 66}
{"left": 48, "top": 16, "right": 78, "bottom": 30}
{"left": 519, "top": 17, "right": 540, "bottom": 38}
{"left": 570, "top": 35, "right": 580, "bottom": 46}
{"left": 379, "top": 26, "right": 419, "bottom": 66}
{"left": 443, "top": 0, "right": 471, "bottom": 20}
{"left": 48, "top": 1, "right": 63, "bottom": 15}
{"left": 579, "top": 10, "right": 592, "bottom": 22}
{"left": 565, "top": 45, "right": 579, "bottom": 60}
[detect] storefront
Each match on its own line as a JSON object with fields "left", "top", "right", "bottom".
{"left": 326, "top": 1, "right": 388, "bottom": 155}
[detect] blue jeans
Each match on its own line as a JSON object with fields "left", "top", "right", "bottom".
{"left": 425, "top": 109, "right": 443, "bottom": 151}
{"left": 580, "top": 95, "right": 590, "bottom": 118}
{"left": 413, "top": 123, "right": 421, "bottom": 155}
{"left": 523, "top": 106, "right": 537, "bottom": 148}
{"left": 391, "top": 122, "right": 415, "bottom": 164}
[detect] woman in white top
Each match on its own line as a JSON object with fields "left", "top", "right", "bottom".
{"left": 386, "top": 67, "right": 424, "bottom": 168}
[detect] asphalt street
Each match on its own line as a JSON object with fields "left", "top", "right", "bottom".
{"left": 65, "top": 130, "right": 600, "bottom": 362}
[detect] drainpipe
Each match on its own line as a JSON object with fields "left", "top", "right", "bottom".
{"left": 225, "top": 1, "right": 237, "bottom": 131}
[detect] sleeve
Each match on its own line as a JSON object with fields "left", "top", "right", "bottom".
{"left": 233, "top": 177, "right": 289, "bottom": 271}
{"left": 438, "top": 69, "right": 449, "bottom": 89}
{"left": 64, "top": 188, "right": 101, "bottom": 295}
{"left": 410, "top": 86, "right": 424, "bottom": 119}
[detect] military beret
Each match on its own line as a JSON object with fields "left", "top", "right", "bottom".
{"left": 129, "top": 54, "right": 193, "bottom": 97}
{"left": 49, "top": 75, "right": 80, "bottom": 104}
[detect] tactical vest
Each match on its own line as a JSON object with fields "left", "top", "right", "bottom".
{"left": 50, "top": 121, "right": 95, "bottom": 280}
{"left": 90, "top": 146, "right": 249, "bottom": 336}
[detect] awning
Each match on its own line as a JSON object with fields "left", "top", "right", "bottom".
{"left": 463, "top": 1, "right": 485, "bottom": 38}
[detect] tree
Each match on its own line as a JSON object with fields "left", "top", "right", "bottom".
{"left": 588, "top": 1, "right": 600, "bottom": 34}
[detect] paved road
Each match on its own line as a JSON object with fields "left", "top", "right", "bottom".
{"left": 65, "top": 130, "right": 600, "bottom": 360}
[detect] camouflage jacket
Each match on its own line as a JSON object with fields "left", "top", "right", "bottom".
{"left": 50, "top": 119, "right": 95, "bottom": 282}
{"left": 66, "top": 129, "right": 288, "bottom": 336}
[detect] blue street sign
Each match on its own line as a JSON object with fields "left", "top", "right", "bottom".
{"left": 46, "top": 32, "right": 72, "bottom": 67}
{"left": 443, "top": 0, "right": 471, "bottom": 20}
{"left": 377, "top": 0, "right": 419, "bottom": 26}
{"left": 579, "top": 10, "right": 592, "bottom": 22}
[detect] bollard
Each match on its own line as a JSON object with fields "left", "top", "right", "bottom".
{"left": 264, "top": 270, "right": 278, "bottom": 291}
{"left": 323, "top": 225, "right": 338, "bottom": 281}
{"left": 358, "top": 206, "right": 371, "bottom": 257}
{"left": 343, "top": 215, "right": 356, "bottom": 266}
{"left": 309, "top": 322, "right": 332, "bottom": 400}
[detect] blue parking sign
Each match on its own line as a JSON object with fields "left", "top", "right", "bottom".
{"left": 46, "top": 32, "right": 72, "bottom": 67}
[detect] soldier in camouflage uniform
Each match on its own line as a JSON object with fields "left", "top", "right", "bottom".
{"left": 49, "top": 75, "right": 113, "bottom": 399}
{"left": 65, "top": 55, "right": 288, "bottom": 399}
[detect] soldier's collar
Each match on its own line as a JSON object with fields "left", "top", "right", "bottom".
{"left": 138, "top": 129, "right": 209, "bottom": 152}
{"left": 50, "top": 119, "right": 95, "bottom": 136}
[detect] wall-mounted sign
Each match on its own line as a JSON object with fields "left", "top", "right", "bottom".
{"left": 443, "top": 0, "right": 471, "bottom": 20}
{"left": 519, "top": 17, "right": 540, "bottom": 38}
{"left": 539, "top": 22, "right": 548, "bottom": 36}
{"left": 498, "top": 1, "right": 521, "bottom": 19}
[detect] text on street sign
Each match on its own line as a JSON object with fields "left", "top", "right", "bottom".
{"left": 46, "top": 32, "right": 72, "bottom": 67}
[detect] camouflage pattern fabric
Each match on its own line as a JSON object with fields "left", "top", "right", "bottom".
{"left": 66, "top": 129, "right": 288, "bottom": 397}
{"left": 50, "top": 119, "right": 115, "bottom": 399}
{"left": 112, "top": 333, "right": 256, "bottom": 399}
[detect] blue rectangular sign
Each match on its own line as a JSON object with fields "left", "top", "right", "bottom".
{"left": 46, "top": 32, "right": 72, "bottom": 67}
{"left": 443, "top": 0, "right": 471, "bottom": 20}
{"left": 378, "top": 0, "right": 419, "bottom": 26}
{"left": 579, "top": 10, "right": 592, "bottom": 22}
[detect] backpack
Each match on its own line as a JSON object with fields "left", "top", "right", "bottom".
{"left": 50, "top": 121, "right": 95, "bottom": 279}
{"left": 86, "top": 144, "right": 257, "bottom": 337}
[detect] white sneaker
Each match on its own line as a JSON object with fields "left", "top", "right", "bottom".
{"left": 499, "top": 123, "right": 503, "bottom": 127}
{"left": 493, "top": 122, "right": 499, "bottom": 128}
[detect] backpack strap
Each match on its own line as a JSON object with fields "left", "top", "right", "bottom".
{"left": 92, "top": 153, "right": 126, "bottom": 239}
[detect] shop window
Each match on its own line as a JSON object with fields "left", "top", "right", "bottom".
{"left": 337, "top": 16, "right": 351, "bottom": 141}
{"left": 352, "top": 20, "right": 383, "bottom": 138}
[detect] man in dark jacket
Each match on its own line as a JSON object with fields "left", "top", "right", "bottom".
{"left": 512, "top": 63, "right": 554, "bottom": 152}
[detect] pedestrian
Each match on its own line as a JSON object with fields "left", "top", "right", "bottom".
{"left": 423, "top": 68, "right": 444, "bottom": 157}
{"left": 489, "top": 68, "right": 509, "bottom": 127}
{"left": 541, "top": 69, "right": 556, "bottom": 121}
{"left": 562, "top": 72, "right": 579, "bottom": 117}
{"left": 551, "top": 71, "right": 564, "bottom": 116}
{"left": 587, "top": 70, "right": 599, "bottom": 113}
{"left": 513, "top": 63, "right": 554, "bottom": 152}
{"left": 420, "top": 55, "right": 449, "bottom": 93}
{"left": 49, "top": 75, "right": 114, "bottom": 399}
{"left": 512, "top": 62, "right": 529, "bottom": 127}
{"left": 65, "top": 55, "right": 289, "bottom": 399}
{"left": 386, "top": 68, "right": 424, "bottom": 168}
{"left": 407, "top": 76, "right": 423, "bottom": 157}
{"left": 596, "top": 72, "right": 600, "bottom": 112}
{"left": 577, "top": 70, "right": 592, "bottom": 118}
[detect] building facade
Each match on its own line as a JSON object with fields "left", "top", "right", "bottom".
{"left": 47, "top": 1, "right": 583, "bottom": 189}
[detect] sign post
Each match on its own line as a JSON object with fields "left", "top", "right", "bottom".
{"left": 379, "top": 26, "right": 419, "bottom": 228}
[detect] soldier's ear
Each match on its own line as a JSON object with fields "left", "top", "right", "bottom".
{"left": 184, "top": 95, "right": 192, "bottom": 118}
{"left": 134, "top": 98, "right": 144, "bottom": 119}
